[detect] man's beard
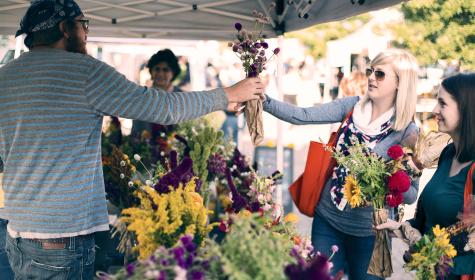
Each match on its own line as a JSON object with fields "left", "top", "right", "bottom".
{"left": 65, "top": 32, "right": 87, "bottom": 55}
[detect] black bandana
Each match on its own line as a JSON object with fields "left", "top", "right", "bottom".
{"left": 16, "top": 0, "right": 82, "bottom": 37}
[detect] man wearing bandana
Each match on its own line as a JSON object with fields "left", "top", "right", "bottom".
{"left": 0, "top": 1, "right": 264, "bottom": 278}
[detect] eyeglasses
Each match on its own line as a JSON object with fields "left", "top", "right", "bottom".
{"left": 365, "top": 68, "right": 397, "bottom": 81}
{"left": 76, "top": 19, "right": 89, "bottom": 31}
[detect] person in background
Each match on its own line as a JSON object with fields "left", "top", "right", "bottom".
{"left": 256, "top": 49, "right": 420, "bottom": 279}
{"left": 131, "top": 49, "right": 183, "bottom": 164}
{"left": 377, "top": 73, "right": 475, "bottom": 279}
{"left": 0, "top": 1, "right": 263, "bottom": 279}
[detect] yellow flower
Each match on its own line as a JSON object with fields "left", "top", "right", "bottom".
{"left": 238, "top": 210, "right": 252, "bottom": 218}
{"left": 284, "top": 213, "right": 299, "bottom": 224}
{"left": 220, "top": 195, "right": 233, "bottom": 209}
{"left": 343, "top": 176, "right": 363, "bottom": 208}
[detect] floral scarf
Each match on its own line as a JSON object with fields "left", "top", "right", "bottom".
{"left": 330, "top": 100, "right": 394, "bottom": 210}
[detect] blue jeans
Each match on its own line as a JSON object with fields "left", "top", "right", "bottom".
{"left": 312, "top": 214, "right": 383, "bottom": 280}
{"left": 0, "top": 218, "right": 14, "bottom": 279}
{"left": 6, "top": 232, "right": 95, "bottom": 280}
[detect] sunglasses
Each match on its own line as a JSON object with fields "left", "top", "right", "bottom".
{"left": 75, "top": 19, "right": 89, "bottom": 31}
{"left": 365, "top": 68, "right": 396, "bottom": 81}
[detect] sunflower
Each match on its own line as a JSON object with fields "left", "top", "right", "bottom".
{"left": 343, "top": 175, "right": 364, "bottom": 208}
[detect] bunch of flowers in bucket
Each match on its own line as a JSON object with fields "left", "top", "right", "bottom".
{"left": 332, "top": 137, "right": 415, "bottom": 278}
{"left": 116, "top": 152, "right": 213, "bottom": 260}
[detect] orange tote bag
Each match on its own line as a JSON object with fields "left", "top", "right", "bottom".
{"left": 461, "top": 163, "right": 475, "bottom": 280}
{"left": 289, "top": 110, "right": 353, "bottom": 217}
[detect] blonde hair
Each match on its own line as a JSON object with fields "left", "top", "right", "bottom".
{"left": 362, "top": 49, "right": 419, "bottom": 131}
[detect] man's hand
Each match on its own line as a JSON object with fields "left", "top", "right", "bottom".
{"left": 224, "top": 77, "right": 264, "bottom": 103}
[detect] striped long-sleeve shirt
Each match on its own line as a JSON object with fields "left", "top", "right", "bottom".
{"left": 0, "top": 48, "right": 228, "bottom": 237}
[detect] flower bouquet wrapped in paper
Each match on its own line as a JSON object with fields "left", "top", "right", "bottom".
{"left": 332, "top": 137, "right": 414, "bottom": 277}
{"left": 229, "top": 6, "right": 279, "bottom": 145}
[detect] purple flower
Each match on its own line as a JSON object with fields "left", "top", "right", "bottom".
{"left": 190, "top": 271, "right": 205, "bottom": 280}
{"left": 194, "top": 178, "right": 202, "bottom": 193}
{"left": 161, "top": 259, "right": 170, "bottom": 266}
{"left": 261, "top": 42, "right": 269, "bottom": 49}
{"left": 207, "top": 153, "right": 227, "bottom": 176}
{"left": 169, "top": 150, "right": 178, "bottom": 169}
{"left": 225, "top": 168, "right": 248, "bottom": 212}
{"left": 232, "top": 45, "right": 239, "bottom": 52}
{"left": 158, "top": 271, "right": 167, "bottom": 280}
{"left": 126, "top": 263, "right": 135, "bottom": 276}
{"left": 234, "top": 22, "right": 242, "bottom": 31}
{"left": 273, "top": 48, "right": 280, "bottom": 55}
{"left": 254, "top": 42, "right": 261, "bottom": 48}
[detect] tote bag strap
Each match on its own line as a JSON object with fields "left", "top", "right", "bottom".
{"left": 463, "top": 162, "right": 475, "bottom": 211}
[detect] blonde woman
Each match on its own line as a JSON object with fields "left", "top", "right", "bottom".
{"left": 262, "top": 49, "right": 420, "bottom": 279}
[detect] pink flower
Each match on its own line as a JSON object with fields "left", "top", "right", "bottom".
{"left": 331, "top": 245, "right": 339, "bottom": 253}
{"left": 386, "top": 192, "right": 404, "bottom": 207}
{"left": 387, "top": 145, "right": 404, "bottom": 160}
{"left": 388, "top": 170, "right": 411, "bottom": 193}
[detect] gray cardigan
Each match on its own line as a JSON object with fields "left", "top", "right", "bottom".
{"left": 263, "top": 96, "right": 419, "bottom": 236}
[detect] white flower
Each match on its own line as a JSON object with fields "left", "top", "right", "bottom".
{"left": 120, "top": 161, "right": 126, "bottom": 166}
{"left": 173, "top": 265, "right": 187, "bottom": 280}
{"left": 128, "top": 181, "right": 134, "bottom": 187}
{"left": 144, "top": 270, "right": 160, "bottom": 279}
{"left": 119, "top": 173, "right": 125, "bottom": 179}
{"left": 160, "top": 133, "right": 166, "bottom": 137}
{"left": 145, "top": 180, "right": 153, "bottom": 186}
{"left": 133, "top": 154, "right": 141, "bottom": 161}
{"left": 160, "top": 151, "right": 165, "bottom": 156}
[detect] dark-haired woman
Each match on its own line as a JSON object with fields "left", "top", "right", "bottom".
{"left": 131, "top": 49, "right": 183, "bottom": 165}
{"left": 378, "top": 73, "right": 475, "bottom": 279}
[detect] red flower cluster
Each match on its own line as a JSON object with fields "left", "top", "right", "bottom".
{"left": 385, "top": 145, "right": 412, "bottom": 208}
{"left": 387, "top": 145, "right": 404, "bottom": 160}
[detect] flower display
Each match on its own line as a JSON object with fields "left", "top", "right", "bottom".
{"left": 285, "top": 245, "right": 342, "bottom": 280}
{"left": 99, "top": 235, "right": 212, "bottom": 280}
{"left": 405, "top": 225, "right": 457, "bottom": 280}
{"left": 120, "top": 179, "right": 213, "bottom": 259}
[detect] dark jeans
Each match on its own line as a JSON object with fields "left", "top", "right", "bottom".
{"left": 6, "top": 232, "right": 95, "bottom": 280}
{"left": 312, "top": 213, "right": 383, "bottom": 280}
{"left": 0, "top": 218, "right": 14, "bottom": 279}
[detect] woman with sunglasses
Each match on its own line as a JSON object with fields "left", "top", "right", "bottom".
{"left": 376, "top": 73, "right": 475, "bottom": 279}
{"left": 262, "top": 49, "right": 420, "bottom": 279}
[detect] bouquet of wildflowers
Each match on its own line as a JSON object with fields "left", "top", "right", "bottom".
{"left": 228, "top": 6, "right": 280, "bottom": 145}
{"left": 404, "top": 225, "right": 457, "bottom": 280}
{"left": 285, "top": 245, "right": 343, "bottom": 280}
{"left": 332, "top": 138, "right": 412, "bottom": 209}
{"left": 332, "top": 137, "right": 414, "bottom": 277}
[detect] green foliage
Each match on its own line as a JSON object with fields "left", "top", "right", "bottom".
{"left": 333, "top": 136, "right": 389, "bottom": 208}
{"left": 285, "top": 14, "right": 371, "bottom": 59}
{"left": 207, "top": 215, "right": 295, "bottom": 280}
{"left": 391, "top": 0, "right": 475, "bottom": 69}
{"left": 176, "top": 119, "right": 225, "bottom": 202}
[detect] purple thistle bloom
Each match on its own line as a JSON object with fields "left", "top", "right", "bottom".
{"left": 234, "top": 22, "right": 242, "bottom": 31}
{"left": 254, "top": 42, "right": 261, "bottom": 48}
{"left": 161, "top": 259, "right": 169, "bottom": 266}
{"left": 273, "top": 48, "right": 280, "bottom": 55}
{"left": 261, "top": 42, "right": 269, "bottom": 49}
{"left": 232, "top": 45, "right": 239, "bottom": 52}
{"left": 250, "top": 47, "right": 258, "bottom": 54}
{"left": 225, "top": 168, "right": 248, "bottom": 212}
{"left": 208, "top": 153, "right": 227, "bottom": 176}
{"left": 126, "top": 263, "right": 135, "bottom": 276}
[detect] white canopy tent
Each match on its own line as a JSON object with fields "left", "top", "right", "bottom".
{"left": 0, "top": 0, "right": 403, "bottom": 206}
{"left": 0, "top": 0, "right": 403, "bottom": 40}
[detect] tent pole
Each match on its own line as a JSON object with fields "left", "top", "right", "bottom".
{"left": 275, "top": 35, "right": 284, "bottom": 209}
{"left": 14, "top": 35, "right": 23, "bottom": 59}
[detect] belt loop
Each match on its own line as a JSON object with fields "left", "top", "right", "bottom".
{"left": 69, "top": 236, "right": 75, "bottom": 251}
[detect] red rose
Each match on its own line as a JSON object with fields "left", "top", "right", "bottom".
{"left": 386, "top": 192, "right": 404, "bottom": 207}
{"left": 387, "top": 145, "right": 404, "bottom": 160}
{"left": 388, "top": 170, "right": 411, "bottom": 193}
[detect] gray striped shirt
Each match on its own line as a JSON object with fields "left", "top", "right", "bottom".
{"left": 0, "top": 48, "right": 227, "bottom": 237}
